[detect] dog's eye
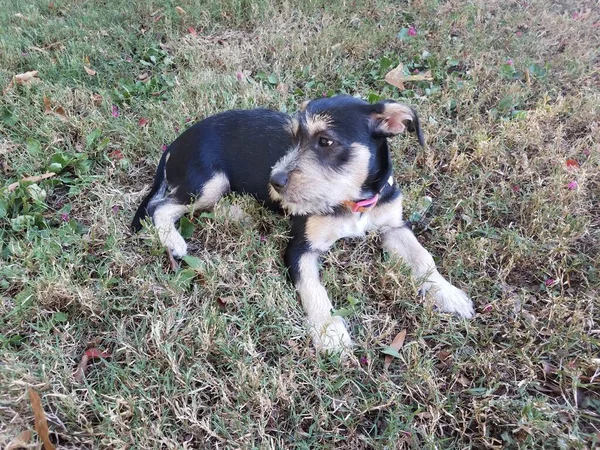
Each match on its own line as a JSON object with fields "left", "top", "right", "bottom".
{"left": 318, "top": 137, "right": 334, "bottom": 147}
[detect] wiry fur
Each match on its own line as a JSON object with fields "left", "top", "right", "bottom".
{"left": 132, "top": 95, "right": 474, "bottom": 356}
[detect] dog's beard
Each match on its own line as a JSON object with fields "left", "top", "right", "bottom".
{"left": 269, "top": 143, "right": 371, "bottom": 216}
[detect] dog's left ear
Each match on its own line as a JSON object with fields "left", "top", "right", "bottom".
{"left": 370, "top": 100, "right": 425, "bottom": 146}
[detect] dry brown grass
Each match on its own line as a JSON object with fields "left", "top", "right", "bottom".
{"left": 1, "top": 0, "right": 599, "bottom": 448}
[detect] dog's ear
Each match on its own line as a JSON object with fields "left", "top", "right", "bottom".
{"left": 299, "top": 100, "right": 310, "bottom": 112}
{"left": 370, "top": 100, "right": 425, "bottom": 146}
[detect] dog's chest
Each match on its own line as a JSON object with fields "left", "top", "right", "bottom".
{"left": 339, "top": 214, "right": 373, "bottom": 238}
{"left": 305, "top": 213, "right": 378, "bottom": 251}
{"left": 304, "top": 195, "right": 404, "bottom": 252}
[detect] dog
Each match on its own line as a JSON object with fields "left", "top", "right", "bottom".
{"left": 132, "top": 95, "right": 474, "bottom": 355}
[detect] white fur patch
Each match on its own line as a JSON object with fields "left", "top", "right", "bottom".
{"left": 152, "top": 172, "right": 230, "bottom": 259}
{"left": 296, "top": 252, "right": 354, "bottom": 354}
{"left": 311, "top": 316, "right": 353, "bottom": 355}
{"left": 381, "top": 225, "right": 475, "bottom": 319}
{"left": 153, "top": 203, "right": 189, "bottom": 258}
{"left": 427, "top": 281, "right": 474, "bottom": 318}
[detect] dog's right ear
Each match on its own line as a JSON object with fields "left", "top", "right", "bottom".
{"left": 370, "top": 100, "right": 425, "bottom": 146}
{"left": 299, "top": 100, "right": 310, "bottom": 112}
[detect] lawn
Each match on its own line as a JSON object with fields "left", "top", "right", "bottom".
{"left": 1, "top": 0, "right": 599, "bottom": 448}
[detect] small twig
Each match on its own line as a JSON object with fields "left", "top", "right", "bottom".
{"left": 6, "top": 172, "right": 56, "bottom": 192}
{"left": 166, "top": 247, "right": 179, "bottom": 272}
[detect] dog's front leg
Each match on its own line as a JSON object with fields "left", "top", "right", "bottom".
{"left": 285, "top": 244, "right": 352, "bottom": 355}
{"left": 381, "top": 225, "right": 475, "bottom": 318}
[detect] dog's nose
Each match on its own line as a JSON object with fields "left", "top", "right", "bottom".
{"left": 269, "top": 172, "right": 288, "bottom": 193}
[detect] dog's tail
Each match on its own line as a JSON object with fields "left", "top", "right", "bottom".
{"left": 131, "top": 150, "right": 168, "bottom": 232}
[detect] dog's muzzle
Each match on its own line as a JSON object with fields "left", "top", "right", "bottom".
{"left": 269, "top": 171, "right": 289, "bottom": 194}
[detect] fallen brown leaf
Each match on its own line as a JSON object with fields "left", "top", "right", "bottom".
{"left": 43, "top": 95, "right": 52, "bottom": 114}
{"left": 53, "top": 105, "right": 67, "bottom": 118}
{"left": 15, "top": 70, "right": 39, "bottom": 84}
{"left": 74, "top": 347, "right": 111, "bottom": 383}
{"left": 276, "top": 83, "right": 288, "bottom": 95}
{"left": 43, "top": 96, "right": 68, "bottom": 119}
{"left": 5, "top": 430, "right": 33, "bottom": 450}
{"left": 91, "top": 93, "right": 103, "bottom": 106}
{"left": 4, "top": 70, "right": 39, "bottom": 93}
{"left": 384, "top": 329, "right": 407, "bottom": 369}
{"left": 175, "top": 6, "right": 187, "bottom": 15}
{"left": 437, "top": 350, "right": 452, "bottom": 361}
{"left": 6, "top": 172, "right": 56, "bottom": 192}
{"left": 384, "top": 63, "right": 433, "bottom": 90}
{"left": 217, "top": 296, "right": 235, "bottom": 310}
{"left": 84, "top": 66, "right": 96, "bottom": 76}
{"left": 28, "top": 389, "right": 55, "bottom": 450}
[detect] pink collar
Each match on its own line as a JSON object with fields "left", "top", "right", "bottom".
{"left": 343, "top": 176, "right": 394, "bottom": 213}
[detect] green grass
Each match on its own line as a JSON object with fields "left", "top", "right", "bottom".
{"left": 1, "top": 0, "right": 599, "bottom": 448}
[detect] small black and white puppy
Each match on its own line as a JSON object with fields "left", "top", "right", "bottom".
{"left": 132, "top": 95, "right": 474, "bottom": 354}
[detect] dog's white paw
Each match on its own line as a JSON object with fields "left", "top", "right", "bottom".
{"left": 431, "top": 281, "right": 474, "bottom": 318}
{"left": 163, "top": 232, "right": 188, "bottom": 259}
{"left": 312, "top": 316, "right": 353, "bottom": 356}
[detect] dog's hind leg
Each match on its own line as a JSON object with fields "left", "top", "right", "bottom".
{"left": 150, "top": 172, "right": 230, "bottom": 259}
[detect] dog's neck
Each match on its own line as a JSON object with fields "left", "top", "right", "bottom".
{"left": 344, "top": 139, "right": 394, "bottom": 213}
{"left": 343, "top": 173, "right": 394, "bottom": 213}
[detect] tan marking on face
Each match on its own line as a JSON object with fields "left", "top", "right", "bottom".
{"left": 274, "top": 142, "right": 371, "bottom": 215}
{"left": 305, "top": 113, "right": 332, "bottom": 136}
{"left": 372, "top": 102, "right": 414, "bottom": 135}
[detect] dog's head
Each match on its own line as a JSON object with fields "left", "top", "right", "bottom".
{"left": 269, "top": 95, "right": 424, "bottom": 215}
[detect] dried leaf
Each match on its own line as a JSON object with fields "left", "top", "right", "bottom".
{"left": 43, "top": 96, "right": 67, "bottom": 119}
{"left": 175, "top": 6, "right": 187, "bottom": 15}
{"left": 91, "top": 93, "right": 103, "bottom": 106}
{"left": 108, "top": 149, "right": 124, "bottom": 160}
{"left": 276, "top": 83, "right": 288, "bottom": 94}
{"left": 85, "top": 348, "right": 111, "bottom": 359}
{"left": 217, "top": 296, "right": 235, "bottom": 310}
{"left": 84, "top": 66, "right": 96, "bottom": 76}
{"left": 28, "top": 389, "right": 55, "bottom": 450}
{"left": 384, "top": 64, "right": 433, "bottom": 91}
{"left": 138, "top": 72, "right": 149, "bottom": 80}
{"left": 53, "top": 105, "right": 67, "bottom": 118}
{"left": 74, "top": 347, "right": 111, "bottom": 382}
{"left": 5, "top": 430, "right": 33, "bottom": 450}
{"left": 14, "top": 70, "right": 39, "bottom": 84}
{"left": 384, "top": 329, "right": 407, "bottom": 369}
{"left": 542, "top": 361, "right": 558, "bottom": 375}
{"left": 437, "top": 351, "right": 452, "bottom": 361}
{"left": 43, "top": 95, "right": 52, "bottom": 114}
{"left": 6, "top": 172, "right": 56, "bottom": 192}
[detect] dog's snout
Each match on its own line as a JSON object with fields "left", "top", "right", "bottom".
{"left": 269, "top": 172, "right": 289, "bottom": 193}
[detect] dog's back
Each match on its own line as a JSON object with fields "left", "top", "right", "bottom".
{"left": 132, "top": 108, "right": 293, "bottom": 231}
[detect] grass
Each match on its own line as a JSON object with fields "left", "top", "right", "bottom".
{"left": 1, "top": 0, "right": 599, "bottom": 448}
